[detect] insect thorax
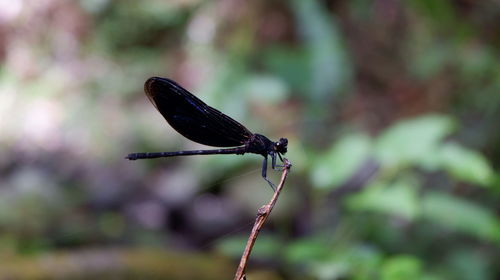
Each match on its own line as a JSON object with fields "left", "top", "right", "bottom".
{"left": 246, "top": 134, "right": 274, "bottom": 156}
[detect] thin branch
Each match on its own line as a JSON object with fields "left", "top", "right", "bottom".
{"left": 234, "top": 158, "right": 292, "bottom": 280}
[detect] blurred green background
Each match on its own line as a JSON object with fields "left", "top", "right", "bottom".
{"left": 1, "top": 0, "right": 500, "bottom": 279}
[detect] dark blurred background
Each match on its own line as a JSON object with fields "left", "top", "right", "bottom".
{"left": 1, "top": 0, "right": 500, "bottom": 279}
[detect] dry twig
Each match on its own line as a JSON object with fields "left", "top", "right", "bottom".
{"left": 234, "top": 158, "right": 292, "bottom": 280}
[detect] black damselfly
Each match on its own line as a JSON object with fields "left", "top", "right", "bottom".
{"left": 126, "top": 77, "right": 288, "bottom": 190}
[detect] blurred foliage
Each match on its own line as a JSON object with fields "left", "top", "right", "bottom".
{"left": 0, "top": 248, "right": 236, "bottom": 279}
{"left": 1, "top": 0, "right": 500, "bottom": 279}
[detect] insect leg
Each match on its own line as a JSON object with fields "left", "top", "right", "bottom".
{"left": 262, "top": 156, "right": 276, "bottom": 192}
{"left": 271, "top": 152, "right": 285, "bottom": 170}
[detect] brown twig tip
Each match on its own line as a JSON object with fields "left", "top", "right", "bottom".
{"left": 283, "top": 158, "right": 292, "bottom": 169}
{"left": 234, "top": 159, "right": 292, "bottom": 280}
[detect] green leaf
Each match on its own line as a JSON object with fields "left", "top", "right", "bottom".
{"left": 291, "top": 0, "right": 352, "bottom": 104}
{"left": 422, "top": 191, "right": 500, "bottom": 242}
{"left": 346, "top": 177, "right": 419, "bottom": 220}
{"left": 342, "top": 245, "right": 383, "bottom": 279}
{"left": 288, "top": 242, "right": 383, "bottom": 280}
{"left": 285, "top": 238, "right": 332, "bottom": 263}
{"left": 375, "top": 115, "right": 455, "bottom": 168}
{"left": 241, "top": 75, "right": 289, "bottom": 104}
{"left": 437, "top": 142, "right": 494, "bottom": 186}
{"left": 263, "top": 46, "right": 311, "bottom": 95}
{"left": 311, "top": 261, "right": 349, "bottom": 280}
{"left": 214, "top": 236, "right": 246, "bottom": 258}
{"left": 381, "top": 255, "right": 423, "bottom": 280}
{"left": 311, "top": 133, "right": 371, "bottom": 189}
{"left": 445, "top": 249, "right": 493, "bottom": 280}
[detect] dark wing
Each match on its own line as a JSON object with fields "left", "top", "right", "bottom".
{"left": 144, "top": 77, "right": 253, "bottom": 147}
